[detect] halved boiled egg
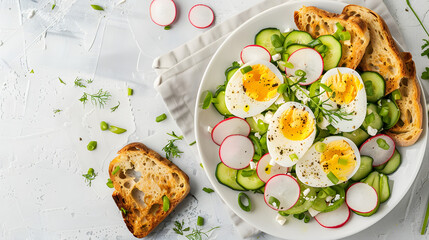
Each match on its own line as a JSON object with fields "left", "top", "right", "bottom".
{"left": 266, "top": 102, "right": 316, "bottom": 167}
{"left": 225, "top": 60, "right": 284, "bottom": 118}
{"left": 318, "top": 67, "right": 367, "bottom": 133}
{"left": 296, "top": 136, "right": 361, "bottom": 187}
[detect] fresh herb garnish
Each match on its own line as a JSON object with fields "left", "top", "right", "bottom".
{"left": 86, "top": 79, "right": 93, "bottom": 84}
{"left": 110, "top": 101, "right": 120, "bottom": 112}
{"left": 106, "top": 178, "right": 114, "bottom": 188}
{"left": 74, "top": 78, "right": 87, "bottom": 88}
{"left": 58, "top": 77, "right": 66, "bottom": 85}
{"left": 79, "top": 89, "right": 111, "bottom": 108}
{"left": 53, "top": 109, "right": 62, "bottom": 114}
{"left": 82, "top": 168, "right": 97, "bottom": 186}
{"left": 162, "top": 131, "right": 183, "bottom": 160}
{"left": 120, "top": 207, "right": 127, "bottom": 215}
{"left": 189, "top": 141, "right": 196, "bottom": 146}
{"left": 202, "top": 187, "right": 214, "bottom": 193}
{"left": 422, "top": 67, "right": 429, "bottom": 80}
{"left": 185, "top": 227, "right": 219, "bottom": 240}
{"left": 164, "top": 25, "right": 171, "bottom": 30}
{"left": 91, "top": 4, "right": 104, "bottom": 11}
{"left": 173, "top": 220, "right": 190, "bottom": 235}
{"left": 52, "top": 3, "right": 56, "bottom": 10}
{"left": 112, "top": 166, "right": 120, "bottom": 175}
{"left": 30, "top": 69, "right": 34, "bottom": 73}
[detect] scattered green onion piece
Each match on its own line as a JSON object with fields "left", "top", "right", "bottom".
{"left": 241, "top": 169, "right": 255, "bottom": 177}
{"left": 164, "top": 25, "right": 171, "bottom": 30}
{"left": 202, "top": 91, "right": 213, "bottom": 109}
{"left": 100, "top": 121, "right": 109, "bottom": 131}
{"left": 268, "top": 196, "right": 281, "bottom": 209}
{"left": 162, "top": 195, "right": 170, "bottom": 212}
{"left": 274, "top": 47, "right": 285, "bottom": 53}
{"left": 327, "top": 171, "right": 339, "bottom": 184}
{"left": 112, "top": 166, "right": 120, "bottom": 175}
{"left": 30, "top": 69, "right": 34, "bottom": 73}
{"left": 376, "top": 138, "right": 390, "bottom": 150}
{"left": 339, "top": 31, "right": 351, "bottom": 41}
{"left": 284, "top": 61, "right": 294, "bottom": 69}
{"left": 336, "top": 22, "right": 344, "bottom": 31}
{"left": 120, "top": 207, "right": 127, "bottom": 215}
{"left": 338, "top": 158, "right": 348, "bottom": 165}
{"left": 379, "top": 107, "right": 389, "bottom": 117}
{"left": 317, "top": 190, "right": 327, "bottom": 199}
{"left": 421, "top": 196, "right": 429, "bottom": 235}
{"left": 323, "top": 187, "right": 337, "bottom": 196}
{"left": 295, "top": 70, "right": 306, "bottom": 77}
{"left": 278, "top": 211, "right": 289, "bottom": 216}
{"left": 391, "top": 89, "right": 402, "bottom": 101}
{"left": 109, "top": 125, "right": 127, "bottom": 134}
{"left": 257, "top": 119, "right": 268, "bottom": 133}
{"left": 321, "top": 52, "right": 326, "bottom": 58}
{"left": 327, "top": 125, "right": 337, "bottom": 134}
{"left": 289, "top": 153, "right": 298, "bottom": 162}
{"left": 365, "top": 113, "right": 375, "bottom": 125}
{"left": 106, "top": 178, "right": 114, "bottom": 188}
{"left": 307, "top": 39, "right": 322, "bottom": 48}
{"left": 197, "top": 216, "right": 204, "bottom": 226}
{"left": 282, "top": 53, "right": 290, "bottom": 61}
{"left": 91, "top": 4, "right": 104, "bottom": 11}
{"left": 315, "top": 142, "right": 327, "bottom": 153}
{"left": 156, "top": 113, "right": 167, "bottom": 122}
{"left": 200, "top": 163, "right": 204, "bottom": 168}
{"left": 238, "top": 192, "right": 251, "bottom": 212}
{"left": 304, "top": 214, "right": 311, "bottom": 223}
{"left": 87, "top": 141, "right": 97, "bottom": 151}
{"left": 203, "top": 187, "right": 214, "bottom": 193}
{"left": 189, "top": 141, "right": 196, "bottom": 146}
{"left": 294, "top": 213, "right": 305, "bottom": 220}
{"left": 52, "top": 4, "right": 56, "bottom": 10}
{"left": 315, "top": 44, "right": 328, "bottom": 53}
{"left": 128, "top": 88, "right": 133, "bottom": 96}
{"left": 271, "top": 34, "right": 283, "bottom": 48}
{"left": 241, "top": 66, "right": 253, "bottom": 74}
{"left": 277, "top": 83, "right": 288, "bottom": 94}
{"left": 364, "top": 81, "right": 374, "bottom": 96}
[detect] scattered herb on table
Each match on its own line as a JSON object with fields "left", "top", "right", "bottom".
{"left": 86, "top": 79, "right": 93, "bottom": 84}
{"left": 74, "top": 78, "right": 87, "bottom": 88}
{"left": 156, "top": 113, "right": 167, "bottom": 122}
{"left": 100, "top": 121, "right": 109, "bottom": 131}
{"left": 30, "top": 69, "right": 34, "bottom": 73}
{"left": 58, "top": 77, "right": 66, "bottom": 85}
{"left": 164, "top": 25, "right": 171, "bottom": 30}
{"left": 106, "top": 178, "right": 114, "bottom": 188}
{"left": 53, "top": 109, "right": 62, "bottom": 114}
{"left": 189, "top": 141, "right": 196, "bottom": 146}
{"left": 185, "top": 226, "right": 220, "bottom": 240}
{"left": 82, "top": 168, "right": 97, "bottom": 186}
{"left": 52, "top": 3, "right": 56, "bottom": 10}
{"left": 202, "top": 187, "right": 214, "bottom": 193}
{"left": 120, "top": 207, "right": 127, "bottom": 215}
{"left": 422, "top": 67, "right": 429, "bottom": 80}
{"left": 91, "top": 4, "right": 104, "bottom": 11}
{"left": 162, "top": 131, "right": 183, "bottom": 160}
{"left": 109, "top": 125, "right": 127, "bottom": 134}
{"left": 128, "top": 88, "right": 133, "bottom": 96}
{"left": 79, "top": 89, "right": 111, "bottom": 108}
{"left": 173, "top": 220, "right": 190, "bottom": 235}
{"left": 197, "top": 216, "right": 204, "bottom": 226}
{"left": 110, "top": 101, "right": 120, "bottom": 112}
{"left": 87, "top": 141, "right": 97, "bottom": 151}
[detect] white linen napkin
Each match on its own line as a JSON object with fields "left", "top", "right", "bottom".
{"left": 153, "top": 0, "right": 406, "bottom": 238}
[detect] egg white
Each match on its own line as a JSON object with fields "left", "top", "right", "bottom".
{"left": 318, "top": 67, "right": 367, "bottom": 133}
{"left": 296, "top": 136, "right": 361, "bottom": 187}
{"left": 225, "top": 60, "right": 284, "bottom": 118}
{"left": 266, "top": 102, "right": 316, "bottom": 167}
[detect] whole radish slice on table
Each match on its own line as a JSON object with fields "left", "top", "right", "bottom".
{"left": 150, "top": 0, "right": 177, "bottom": 26}
{"left": 188, "top": 4, "right": 215, "bottom": 29}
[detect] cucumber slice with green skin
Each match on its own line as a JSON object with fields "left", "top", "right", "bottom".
{"left": 215, "top": 162, "right": 245, "bottom": 191}
{"left": 280, "top": 186, "right": 317, "bottom": 215}
{"left": 285, "top": 44, "right": 307, "bottom": 56}
{"left": 245, "top": 117, "right": 268, "bottom": 135}
{"left": 354, "top": 201, "right": 379, "bottom": 217}
{"left": 317, "top": 35, "right": 342, "bottom": 71}
{"left": 362, "top": 103, "right": 383, "bottom": 132}
{"left": 379, "top": 173, "right": 390, "bottom": 203}
{"left": 323, "top": 186, "right": 345, "bottom": 213}
{"left": 236, "top": 167, "right": 265, "bottom": 190}
{"left": 342, "top": 128, "right": 370, "bottom": 147}
{"left": 362, "top": 171, "right": 378, "bottom": 186}
{"left": 351, "top": 156, "right": 373, "bottom": 181}
{"left": 213, "top": 91, "right": 232, "bottom": 117}
{"left": 380, "top": 149, "right": 401, "bottom": 175}
{"left": 379, "top": 99, "right": 400, "bottom": 129}
{"left": 226, "top": 68, "right": 239, "bottom": 82}
{"left": 312, "top": 197, "right": 328, "bottom": 212}
{"left": 255, "top": 28, "right": 282, "bottom": 56}
{"left": 283, "top": 31, "right": 313, "bottom": 47}
{"left": 371, "top": 172, "right": 380, "bottom": 198}
{"left": 374, "top": 162, "right": 387, "bottom": 171}
{"left": 361, "top": 72, "right": 385, "bottom": 103}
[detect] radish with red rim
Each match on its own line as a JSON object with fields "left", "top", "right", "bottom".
{"left": 188, "top": 4, "right": 215, "bottom": 29}
{"left": 219, "top": 134, "right": 254, "bottom": 170}
{"left": 240, "top": 45, "right": 271, "bottom": 63}
{"left": 264, "top": 174, "right": 300, "bottom": 211}
{"left": 314, "top": 202, "right": 350, "bottom": 228}
{"left": 256, "top": 153, "right": 289, "bottom": 183}
{"left": 346, "top": 182, "right": 379, "bottom": 213}
{"left": 285, "top": 48, "right": 324, "bottom": 85}
{"left": 149, "top": 0, "right": 177, "bottom": 26}
{"left": 359, "top": 134, "right": 395, "bottom": 167}
{"left": 211, "top": 117, "right": 250, "bottom": 145}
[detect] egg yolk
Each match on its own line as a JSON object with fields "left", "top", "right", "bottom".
{"left": 325, "top": 71, "right": 363, "bottom": 105}
{"left": 320, "top": 140, "right": 356, "bottom": 181}
{"left": 279, "top": 106, "right": 314, "bottom": 141}
{"left": 242, "top": 64, "right": 280, "bottom": 102}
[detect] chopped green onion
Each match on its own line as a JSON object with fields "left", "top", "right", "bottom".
{"left": 128, "top": 88, "right": 133, "bottom": 96}
{"left": 109, "top": 125, "right": 127, "bottom": 134}
{"left": 164, "top": 25, "right": 171, "bottom": 30}
{"left": 200, "top": 163, "right": 203, "bottom": 168}
{"left": 379, "top": 107, "right": 389, "bottom": 117}
{"left": 271, "top": 34, "right": 283, "bottom": 48}
{"left": 391, "top": 89, "right": 402, "bottom": 101}
{"left": 156, "top": 113, "right": 167, "bottom": 122}
{"left": 120, "top": 207, "right": 127, "bottom": 215}
{"left": 277, "top": 83, "right": 288, "bottom": 94}
{"left": 238, "top": 192, "right": 251, "bottom": 212}
{"left": 30, "top": 69, "right": 34, "bottom": 73}
{"left": 317, "top": 190, "right": 327, "bottom": 199}
{"left": 241, "top": 169, "right": 255, "bottom": 177}
{"left": 100, "top": 121, "right": 109, "bottom": 131}
{"left": 307, "top": 39, "right": 322, "bottom": 48}
{"left": 278, "top": 211, "right": 289, "bottom": 216}
{"left": 274, "top": 47, "right": 285, "bottom": 53}
{"left": 295, "top": 70, "right": 306, "bottom": 77}
{"left": 112, "top": 166, "right": 120, "bottom": 175}
{"left": 338, "top": 158, "right": 348, "bottom": 165}
{"left": 323, "top": 187, "right": 337, "bottom": 196}
{"left": 202, "top": 91, "right": 213, "bottom": 109}
{"left": 364, "top": 81, "right": 374, "bottom": 96}
{"left": 52, "top": 4, "right": 56, "bottom": 10}
{"left": 315, "top": 142, "right": 326, "bottom": 153}
{"left": 87, "top": 141, "right": 97, "bottom": 151}
{"left": 268, "top": 196, "right": 280, "bottom": 209}
{"left": 284, "top": 61, "right": 294, "bottom": 69}
{"left": 339, "top": 31, "right": 351, "bottom": 41}
{"left": 189, "top": 141, "right": 196, "bottom": 146}
{"left": 421, "top": 196, "right": 429, "bottom": 234}
{"left": 197, "top": 216, "right": 204, "bottom": 226}
{"left": 376, "top": 138, "right": 390, "bottom": 150}
{"left": 91, "top": 4, "right": 104, "bottom": 11}
{"left": 162, "top": 195, "right": 170, "bottom": 212}
{"left": 257, "top": 119, "right": 268, "bottom": 133}
{"left": 294, "top": 213, "right": 305, "bottom": 220}
{"left": 289, "top": 154, "right": 298, "bottom": 162}
{"left": 336, "top": 22, "right": 344, "bottom": 31}
{"left": 106, "top": 178, "right": 114, "bottom": 188}
{"left": 365, "top": 113, "right": 375, "bottom": 125}
{"left": 382, "top": 114, "right": 391, "bottom": 124}
{"left": 58, "top": 77, "right": 66, "bottom": 85}
{"left": 240, "top": 66, "right": 253, "bottom": 74}
{"left": 327, "top": 125, "right": 337, "bottom": 134}
{"left": 282, "top": 53, "right": 290, "bottom": 61}
{"left": 327, "top": 171, "right": 339, "bottom": 184}
{"left": 321, "top": 52, "right": 326, "bottom": 58}
{"left": 304, "top": 214, "right": 310, "bottom": 223}
{"left": 315, "top": 44, "right": 328, "bottom": 53}
{"left": 202, "top": 187, "right": 214, "bottom": 193}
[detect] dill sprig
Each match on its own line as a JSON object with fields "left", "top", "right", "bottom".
{"left": 173, "top": 220, "right": 190, "bottom": 235}
{"left": 74, "top": 78, "right": 87, "bottom": 88}
{"left": 162, "top": 131, "right": 183, "bottom": 160}
{"left": 79, "top": 89, "right": 111, "bottom": 108}
{"left": 110, "top": 101, "right": 120, "bottom": 112}
{"left": 185, "top": 226, "right": 220, "bottom": 240}
{"left": 82, "top": 168, "right": 97, "bottom": 186}
{"left": 53, "top": 109, "right": 62, "bottom": 114}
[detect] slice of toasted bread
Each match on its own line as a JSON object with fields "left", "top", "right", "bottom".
{"left": 385, "top": 52, "right": 423, "bottom": 146}
{"left": 294, "top": 6, "right": 370, "bottom": 69}
{"left": 109, "top": 143, "right": 190, "bottom": 238}
{"left": 342, "top": 5, "right": 407, "bottom": 95}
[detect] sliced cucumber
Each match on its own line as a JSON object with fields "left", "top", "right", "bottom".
{"left": 285, "top": 44, "right": 307, "bottom": 56}
{"left": 379, "top": 173, "right": 390, "bottom": 203}
{"left": 371, "top": 172, "right": 380, "bottom": 198}
{"left": 245, "top": 117, "right": 268, "bottom": 135}
{"left": 226, "top": 68, "right": 239, "bottom": 82}
{"left": 374, "top": 162, "right": 387, "bottom": 171}
{"left": 380, "top": 149, "right": 401, "bottom": 175}
{"left": 280, "top": 181, "right": 317, "bottom": 215}
{"left": 213, "top": 91, "right": 232, "bottom": 117}
{"left": 351, "top": 156, "right": 373, "bottom": 181}
{"left": 362, "top": 171, "right": 378, "bottom": 186}
{"left": 342, "top": 128, "right": 370, "bottom": 147}
{"left": 283, "top": 31, "right": 313, "bottom": 47}
{"left": 236, "top": 167, "right": 265, "bottom": 190}
{"left": 379, "top": 99, "right": 400, "bottom": 129}
{"left": 317, "top": 35, "right": 342, "bottom": 71}
{"left": 255, "top": 28, "right": 282, "bottom": 56}
{"left": 362, "top": 103, "right": 383, "bottom": 132}
{"left": 215, "top": 162, "right": 245, "bottom": 191}
{"left": 361, "top": 72, "right": 385, "bottom": 103}
{"left": 354, "top": 202, "right": 379, "bottom": 217}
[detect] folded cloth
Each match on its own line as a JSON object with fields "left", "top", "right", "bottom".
{"left": 153, "top": 0, "right": 405, "bottom": 238}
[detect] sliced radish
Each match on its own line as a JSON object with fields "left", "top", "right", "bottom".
{"left": 315, "top": 203, "right": 350, "bottom": 228}
{"left": 211, "top": 117, "right": 250, "bottom": 145}
{"left": 346, "top": 182, "right": 378, "bottom": 214}
{"left": 285, "top": 48, "right": 324, "bottom": 85}
{"left": 240, "top": 45, "right": 271, "bottom": 63}
{"left": 219, "top": 135, "right": 254, "bottom": 170}
{"left": 188, "top": 4, "right": 215, "bottom": 29}
{"left": 359, "top": 134, "right": 395, "bottom": 167}
{"left": 256, "top": 154, "right": 289, "bottom": 183}
{"left": 150, "top": 0, "right": 177, "bottom": 26}
{"left": 264, "top": 174, "right": 300, "bottom": 211}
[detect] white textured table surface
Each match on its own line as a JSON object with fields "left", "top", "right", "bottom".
{"left": 1, "top": 0, "right": 429, "bottom": 239}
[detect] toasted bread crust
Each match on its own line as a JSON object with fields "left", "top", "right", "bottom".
{"left": 109, "top": 142, "right": 190, "bottom": 238}
{"left": 294, "top": 6, "right": 370, "bottom": 69}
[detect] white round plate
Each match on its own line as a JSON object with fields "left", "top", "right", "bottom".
{"left": 194, "top": 1, "right": 428, "bottom": 239}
